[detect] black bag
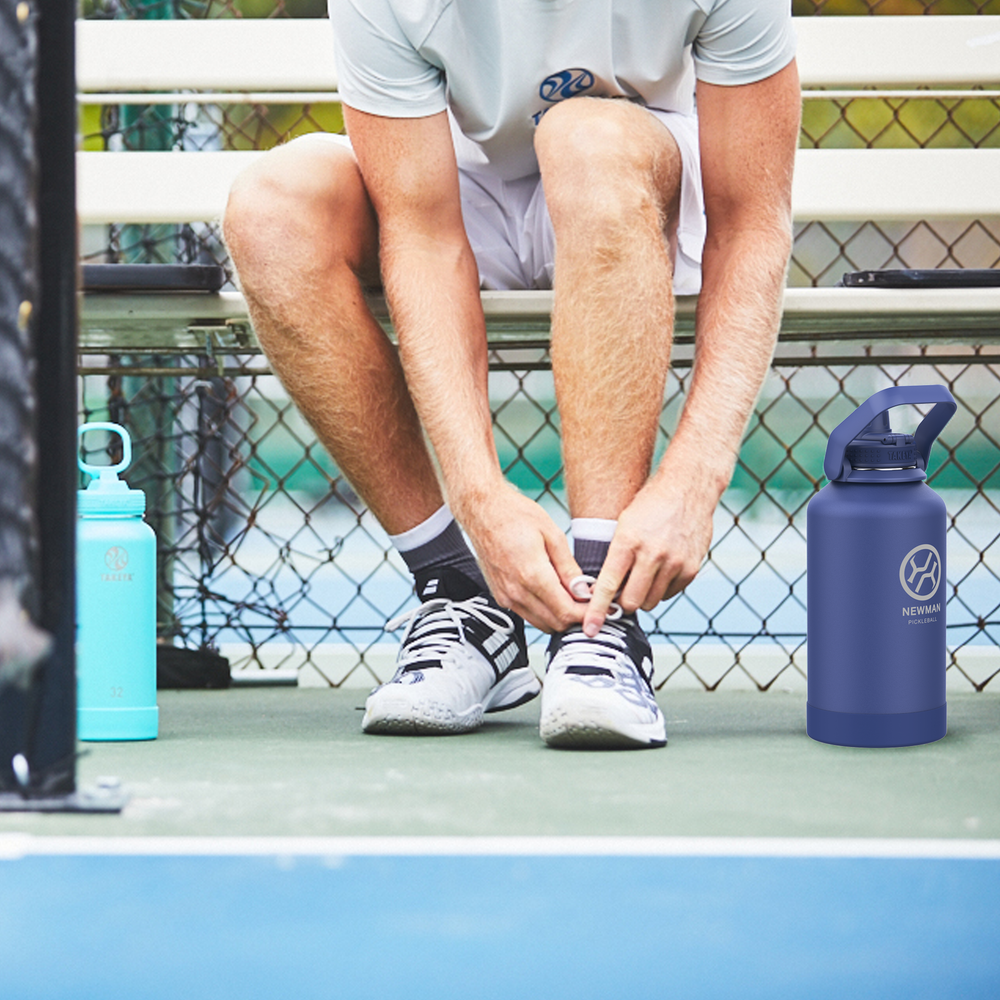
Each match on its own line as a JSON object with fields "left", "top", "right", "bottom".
{"left": 156, "top": 646, "right": 231, "bottom": 689}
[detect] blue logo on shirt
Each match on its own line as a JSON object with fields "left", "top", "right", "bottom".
{"left": 539, "top": 68, "right": 595, "bottom": 103}
{"left": 532, "top": 68, "right": 596, "bottom": 125}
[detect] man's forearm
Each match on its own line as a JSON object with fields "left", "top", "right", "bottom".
{"left": 344, "top": 107, "right": 581, "bottom": 628}
{"left": 341, "top": 107, "right": 507, "bottom": 519}
{"left": 380, "top": 230, "right": 506, "bottom": 517}
{"left": 382, "top": 230, "right": 584, "bottom": 630}
{"left": 653, "top": 221, "right": 791, "bottom": 501}
{"left": 665, "top": 63, "right": 799, "bottom": 503}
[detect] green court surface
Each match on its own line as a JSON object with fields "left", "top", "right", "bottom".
{"left": 3, "top": 689, "right": 998, "bottom": 999}
{"left": 1, "top": 688, "right": 997, "bottom": 838}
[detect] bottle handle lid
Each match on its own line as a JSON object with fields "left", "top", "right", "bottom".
{"left": 78, "top": 422, "right": 132, "bottom": 480}
{"left": 824, "top": 385, "right": 957, "bottom": 483}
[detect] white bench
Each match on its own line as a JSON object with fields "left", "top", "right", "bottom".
{"left": 76, "top": 15, "right": 1000, "bottom": 355}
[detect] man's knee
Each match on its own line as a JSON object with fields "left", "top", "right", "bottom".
{"left": 534, "top": 98, "right": 681, "bottom": 228}
{"left": 224, "top": 137, "right": 376, "bottom": 274}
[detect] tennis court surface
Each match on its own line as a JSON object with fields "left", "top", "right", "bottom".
{"left": 1, "top": 688, "right": 998, "bottom": 997}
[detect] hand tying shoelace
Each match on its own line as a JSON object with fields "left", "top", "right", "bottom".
{"left": 540, "top": 574, "right": 664, "bottom": 748}
{"left": 568, "top": 574, "right": 623, "bottom": 620}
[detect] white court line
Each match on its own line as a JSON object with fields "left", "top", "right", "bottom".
{"left": 2, "top": 834, "right": 1000, "bottom": 861}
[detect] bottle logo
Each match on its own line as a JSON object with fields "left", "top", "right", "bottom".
{"left": 899, "top": 544, "right": 941, "bottom": 601}
{"left": 105, "top": 546, "right": 129, "bottom": 572}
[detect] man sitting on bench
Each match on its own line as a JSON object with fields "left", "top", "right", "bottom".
{"left": 223, "top": 0, "right": 800, "bottom": 749}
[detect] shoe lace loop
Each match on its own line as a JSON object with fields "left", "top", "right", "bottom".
{"left": 386, "top": 595, "right": 515, "bottom": 670}
{"left": 569, "top": 574, "right": 623, "bottom": 620}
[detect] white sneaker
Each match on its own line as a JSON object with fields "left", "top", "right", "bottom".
{"left": 362, "top": 572, "right": 538, "bottom": 735}
{"left": 540, "top": 616, "right": 666, "bottom": 749}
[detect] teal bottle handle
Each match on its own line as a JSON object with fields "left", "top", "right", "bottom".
{"left": 824, "top": 385, "right": 957, "bottom": 483}
{"left": 78, "top": 422, "right": 132, "bottom": 479}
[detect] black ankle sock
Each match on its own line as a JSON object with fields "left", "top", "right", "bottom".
{"left": 398, "top": 518, "right": 488, "bottom": 598}
{"left": 413, "top": 566, "right": 487, "bottom": 602}
{"left": 574, "top": 537, "right": 611, "bottom": 579}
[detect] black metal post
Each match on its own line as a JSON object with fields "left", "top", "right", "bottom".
{"left": 0, "top": 0, "right": 124, "bottom": 811}
{"left": 0, "top": 0, "right": 47, "bottom": 792}
{"left": 26, "top": 0, "right": 79, "bottom": 796}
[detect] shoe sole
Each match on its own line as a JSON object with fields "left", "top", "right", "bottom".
{"left": 541, "top": 720, "right": 667, "bottom": 750}
{"left": 363, "top": 667, "right": 540, "bottom": 736}
{"left": 540, "top": 699, "right": 667, "bottom": 750}
{"left": 362, "top": 700, "right": 484, "bottom": 735}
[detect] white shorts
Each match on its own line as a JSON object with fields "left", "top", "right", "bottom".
{"left": 458, "top": 107, "right": 705, "bottom": 296}
{"left": 301, "top": 106, "right": 705, "bottom": 296}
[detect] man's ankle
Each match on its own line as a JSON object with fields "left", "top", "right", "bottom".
{"left": 571, "top": 517, "right": 616, "bottom": 577}
{"left": 390, "top": 504, "right": 489, "bottom": 597}
{"left": 413, "top": 566, "right": 488, "bottom": 603}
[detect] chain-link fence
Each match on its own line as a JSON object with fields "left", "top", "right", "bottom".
{"left": 77, "top": 1, "right": 1000, "bottom": 690}
{"left": 79, "top": 339, "right": 1000, "bottom": 692}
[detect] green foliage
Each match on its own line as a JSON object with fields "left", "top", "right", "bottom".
{"left": 78, "top": 104, "right": 104, "bottom": 152}
{"left": 229, "top": 0, "right": 328, "bottom": 17}
{"left": 80, "top": 0, "right": 329, "bottom": 19}
{"left": 222, "top": 103, "right": 344, "bottom": 152}
{"left": 802, "top": 98, "right": 1000, "bottom": 151}
{"left": 793, "top": 0, "right": 1000, "bottom": 14}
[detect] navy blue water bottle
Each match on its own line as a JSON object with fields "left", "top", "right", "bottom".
{"left": 807, "top": 385, "right": 956, "bottom": 748}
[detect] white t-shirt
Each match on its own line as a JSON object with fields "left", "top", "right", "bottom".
{"left": 328, "top": 0, "right": 796, "bottom": 180}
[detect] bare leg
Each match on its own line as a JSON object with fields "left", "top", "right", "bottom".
{"left": 223, "top": 137, "right": 444, "bottom": 534}
{"left": 535, "top": 99, "right": 683, "bottom": 520}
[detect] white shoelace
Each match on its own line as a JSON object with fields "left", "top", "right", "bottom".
{"left": 550, "top": 618, "right": 655, "bottom": 690}
{"left": 551, "top": 619, "right": 628, "bottom": 671}
{"left": 386, "top": 595, "right": 516, "bottom": 670}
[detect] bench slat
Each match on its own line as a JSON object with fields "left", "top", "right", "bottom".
{"left": 76, "top": 19, "right": 340, "bottom": 93}
{"left": 76, "top": 148, "right": 1000, "bottom": 226}
{"left": 792, "top": 148, "right": 1000, "bottom": 222}
{"left": 76, "top": 16, "right": 1000, "bottom": 95}
{"left": 794, "top": 15, "right": 1000, "bottom": 88}
{"left": 77, "top": 150, "right": 264, "bottom": 225}
{"left": 77, "top": 286, "right": 1000, "bottom": 353}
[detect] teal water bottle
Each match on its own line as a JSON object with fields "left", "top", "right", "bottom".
{"left": 76, "top": 423, "right": 159, "bottom": 741}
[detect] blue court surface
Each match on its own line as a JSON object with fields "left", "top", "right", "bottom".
{"left": 1, "top": 836, "right": 998, "bottom": 1000}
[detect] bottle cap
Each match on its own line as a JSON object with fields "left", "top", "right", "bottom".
{"left": 823, "top": 385, "right": 956, "bottom": 485}
{"left": 843, "top": 411, "right": 918, "bottom": 470}
{"left": 77, "top": 423, "right": 146, "bottom": 517}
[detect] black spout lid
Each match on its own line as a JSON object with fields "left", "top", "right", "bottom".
{"left": 844, "top": 411, "right": 918, "bottom": 470}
